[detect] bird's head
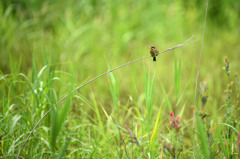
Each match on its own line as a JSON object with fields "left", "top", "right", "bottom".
{"left": 150, "top": 46, "right": 156, "bottom": 51}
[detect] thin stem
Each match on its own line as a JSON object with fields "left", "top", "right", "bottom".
{"left": 17, "top": 37, "right": 195, "bottom": 158}
{"left": 111, "top": 116, "right": 130, "bottom": 159}
{"left": 193, "top": 0, "right": 209, "bottom": 158}
{"left": 125, "top": 125, "right": 147, "bottom": 159}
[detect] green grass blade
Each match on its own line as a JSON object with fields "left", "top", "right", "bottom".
{"left": 57, "top": 138, "right": 71, "bottom": 159}
{"left": 196, "top": 115, "right": 210, "bottom": 158}
{"left": 150, "top": 104, "right": 162, "bottom": 152}
{"left": 161, "top": 84, "right": 172, "bottom": 111}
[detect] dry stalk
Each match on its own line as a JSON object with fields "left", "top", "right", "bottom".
{"left": 193, "top": 0, "right": 209, "bottom": 158}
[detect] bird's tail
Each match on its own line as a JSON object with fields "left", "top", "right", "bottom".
{"left": 153, "top": 57, "right": 156, "bottom": 61}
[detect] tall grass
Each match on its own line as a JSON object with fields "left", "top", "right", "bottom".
{"left": 0, "top": 0, "right": 240, "bottom": 158}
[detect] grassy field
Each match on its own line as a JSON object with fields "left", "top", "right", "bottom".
{"left": 1, "top": 0, "right": 240, "bottom": 158}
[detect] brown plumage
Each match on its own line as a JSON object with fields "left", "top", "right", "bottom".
{"left": 150, "top": 46, "right": 159, "bottom": 61}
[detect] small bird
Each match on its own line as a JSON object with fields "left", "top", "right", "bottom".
{"left": 150, "top": 46, "right": 159, "bottom": 61}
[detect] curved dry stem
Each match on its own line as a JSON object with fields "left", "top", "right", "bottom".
{"left": 111, "top": 116, "right": 130, "bottom": 159}
{"left": 193, "top": 0, "right": 209, "bottom": 158}
{"left": 17, "top": 37, "right": 195, "bottom": 158}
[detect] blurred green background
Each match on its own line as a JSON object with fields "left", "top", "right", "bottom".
{"left": 0, "top": 0, "right": 240, "bottom": 158}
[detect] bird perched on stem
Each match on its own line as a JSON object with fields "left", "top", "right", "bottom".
{"left": 150, "top": 46, "right": 159, "bottom": 61}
